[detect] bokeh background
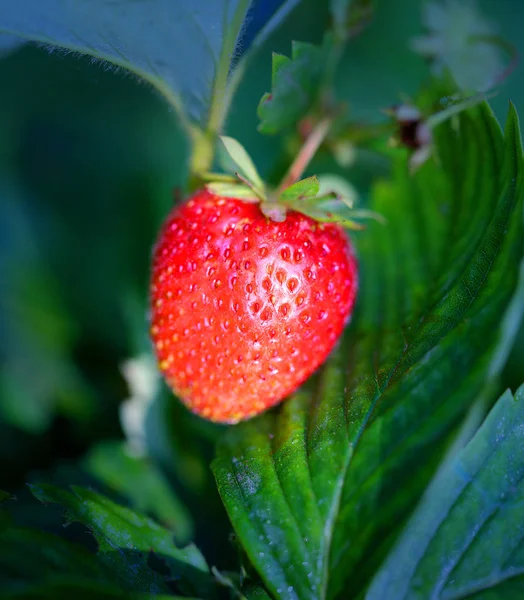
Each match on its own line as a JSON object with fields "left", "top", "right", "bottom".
{"left": 0, "top": 0, "right": 522, "bottom": 571}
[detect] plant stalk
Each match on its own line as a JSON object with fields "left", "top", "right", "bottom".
{"left": 278, "top": 118, "right": 332, "bottom": 192}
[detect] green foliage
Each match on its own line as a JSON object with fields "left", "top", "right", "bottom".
{"left": 1, "top": 2, "right": 524, "bottom": 599}
{"left": 257, "top": 39, "right": 331, "bottom": 135}
{"left": 367, "top": 384, "right": 524, "bottom": 599}
{"left": 85, "top": 440, "right": 194, "bottom": 545}
{"left": 0, "top": 0, "right": 252, "bottom": 129}
{"left": 219, "top": 136, "right": 266, "bottom": 193}
{"left": 212, "top": 103, "right": 524, "bottom": 599}
{"left": 0, "top": 525, "right": 122, "bottom": 598}
{"left": 29, "top": 484, "right": 214, "bottom": 598}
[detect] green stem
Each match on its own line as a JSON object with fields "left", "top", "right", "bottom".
{"left": 278, "top": 118, "right": 332, "bottom": 192}
{"left": 193, "top": 0, "right": 252, "bottom": 181}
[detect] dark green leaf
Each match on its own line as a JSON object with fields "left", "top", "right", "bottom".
{"left": 0, "top": 0, "right": 251, "bottom": 126}
{"left": 29, "top": 484, "right": 213, "bottom": 598}
{"left": 84, "top": 440, "right": 193, "bottom": 545}
{"left": 367, "top": 384, "right": 524, "bottom": 600}
{"left": 257, "top": 39, "right": 331, "bottom": 135}
{"left": 0, "top": 525, "right": 117, "bottom": 596}
{"left": 0, "top": 490, "right": 13, "bottom": 503}
{"left": 213, "top": 103, "right": 524, "bottom": 599}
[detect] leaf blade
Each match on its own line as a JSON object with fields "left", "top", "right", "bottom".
{"left": 0, "top": 0, "right": 251, "bottom": 127}
{"left": 29, "top": 484, "right": 213, "bottom": 598}
{"left": 366, "top": 384, "right": 524, "bottom": 600}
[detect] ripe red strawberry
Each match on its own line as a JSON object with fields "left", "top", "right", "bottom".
{"left": 150, "top": 189, "right": 357, "bottom": 423}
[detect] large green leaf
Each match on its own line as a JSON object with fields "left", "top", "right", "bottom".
{"left": 0, "top": 525, "right": 119, "bottom": 597}
{"left": 0, "top": 524, "right": 202, "bottom": 599}
{"left": 212, "top": 103, "right": 524, "bottom": 600}
{"left": 0, "top": 1, "right": 251, "bottom": 126}
{"left": 30, "top": 484, "right": 214, "bottom": 598}
{"left": 0, "top": 1, "right": 304, "bottom": 133}
{"left": 367, "top": 383, "right": 524, "bottom": 600}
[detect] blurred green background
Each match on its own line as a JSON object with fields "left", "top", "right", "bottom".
{"left": 0, "top": 0, "right": 522, "bottom": 572}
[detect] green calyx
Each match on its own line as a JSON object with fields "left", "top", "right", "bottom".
{"left": 204, "top": 135, "right": 384, "bottom": 230}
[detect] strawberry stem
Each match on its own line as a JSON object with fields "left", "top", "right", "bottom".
{"left": 278, "top": 118, "right": 332, "bottom": 193}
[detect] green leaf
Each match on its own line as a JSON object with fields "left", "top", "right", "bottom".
{"left": 411, "top": 0, "right": 506, "bottom": 93}
{"left": 317, "top": 173, "right": 359, "bottom": 206}
{"left": 283, "top": 192, "right": 363, "bottom": 228}
{"left": 84, "top": 440, "right": 193, "bottom": 545}
{"left": 257, "top": 39, "right": 331, "bottom": 135}
{"left": 0, "top": 525, "right": 119, "bottom": 597}
{"left": 212, "top": 103, "right": 524, "bottom": 599}
{"left": 29, "top": 484, "right": 214, "bottom": 598}
{"left": 0, "top": 0, "right": 251, "bottom": 127}
{"left": 206, "top": 182, "right": 260, "bottom": 202}
{"left": 367, "top": 383, "right": 524, "bottom": 600}
{"left": 219, "top": 136, "right": 266, "bottom": 193}
{"left": 0, "top": 490, "right": 13, "bottom": 503}
{"left": 280, "top": 176, "right": 321, "bottom": 201}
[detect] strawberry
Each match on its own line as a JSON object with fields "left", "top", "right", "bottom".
{"left": 149, "top": 188, "right": 358, "bottom": 423}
